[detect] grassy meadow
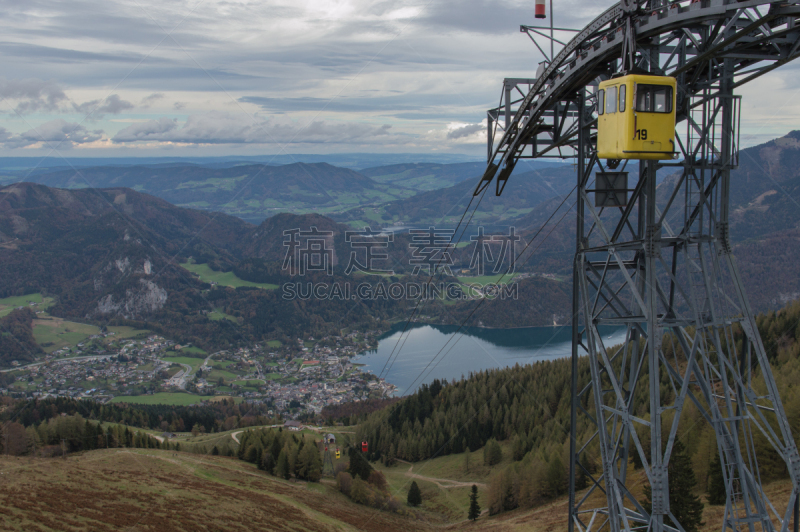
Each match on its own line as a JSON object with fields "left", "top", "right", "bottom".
{"left": 180, "top": 262, "right": 279, "bottom": 290}
{"left": 110, "top": 392, "right": 206, "bottom": 406}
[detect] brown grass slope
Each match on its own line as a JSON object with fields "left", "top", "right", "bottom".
{"left": 0, "top": 449, "right": 429, "bottom": 532}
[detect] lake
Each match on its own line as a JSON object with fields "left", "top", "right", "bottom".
{"left": 353, "top": 322, "right": 627, "bottom": 396}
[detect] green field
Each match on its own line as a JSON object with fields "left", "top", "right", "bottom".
{"left": 180, "top": 262, "right": 278, "bottom": 290}
{"left": 233, "top": 380, "right": 263, "bottom": 388}
{"left": 265, "top": 340, "right": 282, "bottom": 348}
{"left": 0, "top": 293, "right": 53, "bottom": 318}
{"left": 32, "top": 318, "right": 102, "bottom": 353}
{"left": 457, "top": 272, "right": 519, "bottom": 286}
{"left": 179, "top": 346, "right": 207, "bottom": 356}
{"left": 110, "top": 392, "right": 205, "bottom": 405}
{"left": 106, "top": 326, "right": 151, "bottom": 340}
{"left": 207, "top": 369, "right": 239, "bottom": 382}
{"left": 0, "top": 293, "right": 43, "bottom": 307}
{"left": 208, "top": 309, "right": 238, "bottom": 322}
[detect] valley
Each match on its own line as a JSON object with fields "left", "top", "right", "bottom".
{"left": 2, "top": 132, "right": 800, "bottom": 531}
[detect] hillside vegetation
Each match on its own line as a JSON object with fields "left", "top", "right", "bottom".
{"left": 356, "top": 299, "right": 800, "bottom": 518}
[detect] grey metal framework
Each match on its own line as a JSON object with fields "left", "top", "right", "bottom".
{"left": 478, "top": 1, "right": 800, "bottom": 531}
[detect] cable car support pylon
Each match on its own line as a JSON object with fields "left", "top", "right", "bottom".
{"left": 478, "top": 1, "right": 800, "bottom": 531}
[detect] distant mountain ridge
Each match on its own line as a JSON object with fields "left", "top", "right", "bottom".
{"left": 1, "top": 131, "right": 800, "bottom": 359}
{"left": 21, "top": 162, "right": 393, "bottom": 224}
{"left": 332, "top": 165, "right": 578, "bottom": 228}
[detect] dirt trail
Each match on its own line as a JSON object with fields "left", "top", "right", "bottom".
{"left": 405, "top": 464, "right": 487, "bottom": 490}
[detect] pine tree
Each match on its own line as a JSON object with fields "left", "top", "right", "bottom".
{"left": 575, "top": 453, "right": 590, "bottom": 490}
{"left": 276, "top": 449, "right": 291, "bottom": 480}
{"left": 211, "top": 445, "right": 219, "bottom": 456}
{"left": 407, "top": 480, "right": 422, "bottom": 507}
{"left": 468, "top": 484, "right": 481, "bottom": 521}
{"left": 297, "top": 443, "right": 322, "bottom": 482}
{"left": 483, "top": 438, "right": 502, "bottom": 466}
{"left": 642, "top": 441, "right": 705, "bottom": 532}
{"left": 707, "top": 452, "right": 726, "bottom": 505}
{"left": 348, "top": 447, "right": 373, "bottom": 481}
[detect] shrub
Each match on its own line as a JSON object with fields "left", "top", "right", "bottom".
{"left": 407, "top": 481, "right": 422, "bottom": 507}
{"left": 336, "top": 471, "right": 353, "bottom": 496}
{"left": 350, "top": 477, "right": 371, "bottom": 505}
{"left": 367, "top": 470, "right": 388, "bottom": 491}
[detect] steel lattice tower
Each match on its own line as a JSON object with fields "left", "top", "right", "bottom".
{"left": 478, "top": 2, "right": 800, "bottom": 530}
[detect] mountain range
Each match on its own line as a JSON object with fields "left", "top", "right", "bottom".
{"left": 1, "top": 131, "right": 799, "bottom": 362}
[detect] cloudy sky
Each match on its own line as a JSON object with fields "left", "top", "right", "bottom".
{"left": 0, "top": 0, "right": 799, "bottom": 157}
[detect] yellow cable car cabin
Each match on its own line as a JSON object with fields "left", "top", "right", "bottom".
{"left": 597, "top": 75, "right": 677, "bottom": 160}
{"left": 335, "top": 448, "right": 341, "bottom": 459}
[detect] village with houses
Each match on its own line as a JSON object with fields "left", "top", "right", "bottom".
{"left": 0, "top": 328, "right": 397, "bottom": 417}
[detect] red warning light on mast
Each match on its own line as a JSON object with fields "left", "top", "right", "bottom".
{"left": 535, "top": 0, "right": 546, "bottom": 19}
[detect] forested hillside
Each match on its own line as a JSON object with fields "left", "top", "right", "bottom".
{"left": 0, "top": 308, "right": 43, "bottom": 366}
{"left": 356, "top": 299, "right": 800, "bottom": 515}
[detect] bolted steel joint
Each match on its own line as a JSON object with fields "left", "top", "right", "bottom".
{"left": 716, "top": 222, "right": 732, "bottom": 255}
{"left": 645, "top": 223, "right": 662, "bottom": 257}
{"left": 650, "top": 466, "right": 670, "bottom": 515}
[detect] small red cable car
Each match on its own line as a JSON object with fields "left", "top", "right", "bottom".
{"left": 361, "top": 441, "right": 368, "bottom": 453}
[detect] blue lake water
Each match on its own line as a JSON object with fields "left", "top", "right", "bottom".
{"left": 353, "top": 322, "right": 626, "bottom": 396}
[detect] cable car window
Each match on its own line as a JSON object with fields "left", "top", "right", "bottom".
{"left": 606, "top": 86, "right": 617, "bottom": 114}
{"left": 619, "top": 85, "right": 626, "bottom": 112}
{"left": 598, "top": 89, "right": 605, "bottom": 115}
{"left": 635, "top": 84, "right": 672, "bottom": 113}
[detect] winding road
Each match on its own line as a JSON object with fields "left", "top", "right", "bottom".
{"left": 404, "top": 464, "right": 487, "bottom": 490}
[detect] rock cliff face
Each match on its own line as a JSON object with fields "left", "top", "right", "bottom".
{"left": 96, "top": 279, "right": 167, "bottom": 318}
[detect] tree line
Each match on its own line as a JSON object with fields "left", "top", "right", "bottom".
{"left": 0, "top": 413, "right": 169, "bottom": 457}
{"left": 2, "top": 396, "right": 277, "bottom": 434}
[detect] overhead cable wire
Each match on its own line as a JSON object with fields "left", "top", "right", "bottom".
{"left": 377, "top": 182, "right": 492, "bottom": 382}
{"left": 379, "top": 183, "right": 493, "bottom": 381}
{"left": 400, "top": 183, "right": 580, "bottom": 395}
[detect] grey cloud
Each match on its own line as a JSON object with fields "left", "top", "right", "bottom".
{"left": 3, "top": 1, "right": 215, "bottom": 52}
{"left": 0, "top": 41, "right": 171, "bottom": 66}
{"left": 447, "top": 123, "right": 484, "bottom": 139}
{"left": 240, "top": 93, "right": 487, "bottom": 116}
{"left": 421, "top": 0, "right": 537, "bottom": 34}
{"left": 140, "top": 92, "right": 165, "bottom": 107}
{"left": 4, "top": 119, "right": 103, "bottom": 149}
{"left": 0, "top": 78, "right": 68, "bottom": 114}
{"left": 112, "top": 113, "right": 395, "bottom": 145}
{"left": 72, "top": 94, "right": 134, "bottom": 119}
{"left": 112, "top": 117, "right": 177, "bottom": 141}
{"left": 173, "top": 102, "right": 186, "bottom": 110}
{"left": 100, "top": 94, "right": 134, "bottom": 114}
